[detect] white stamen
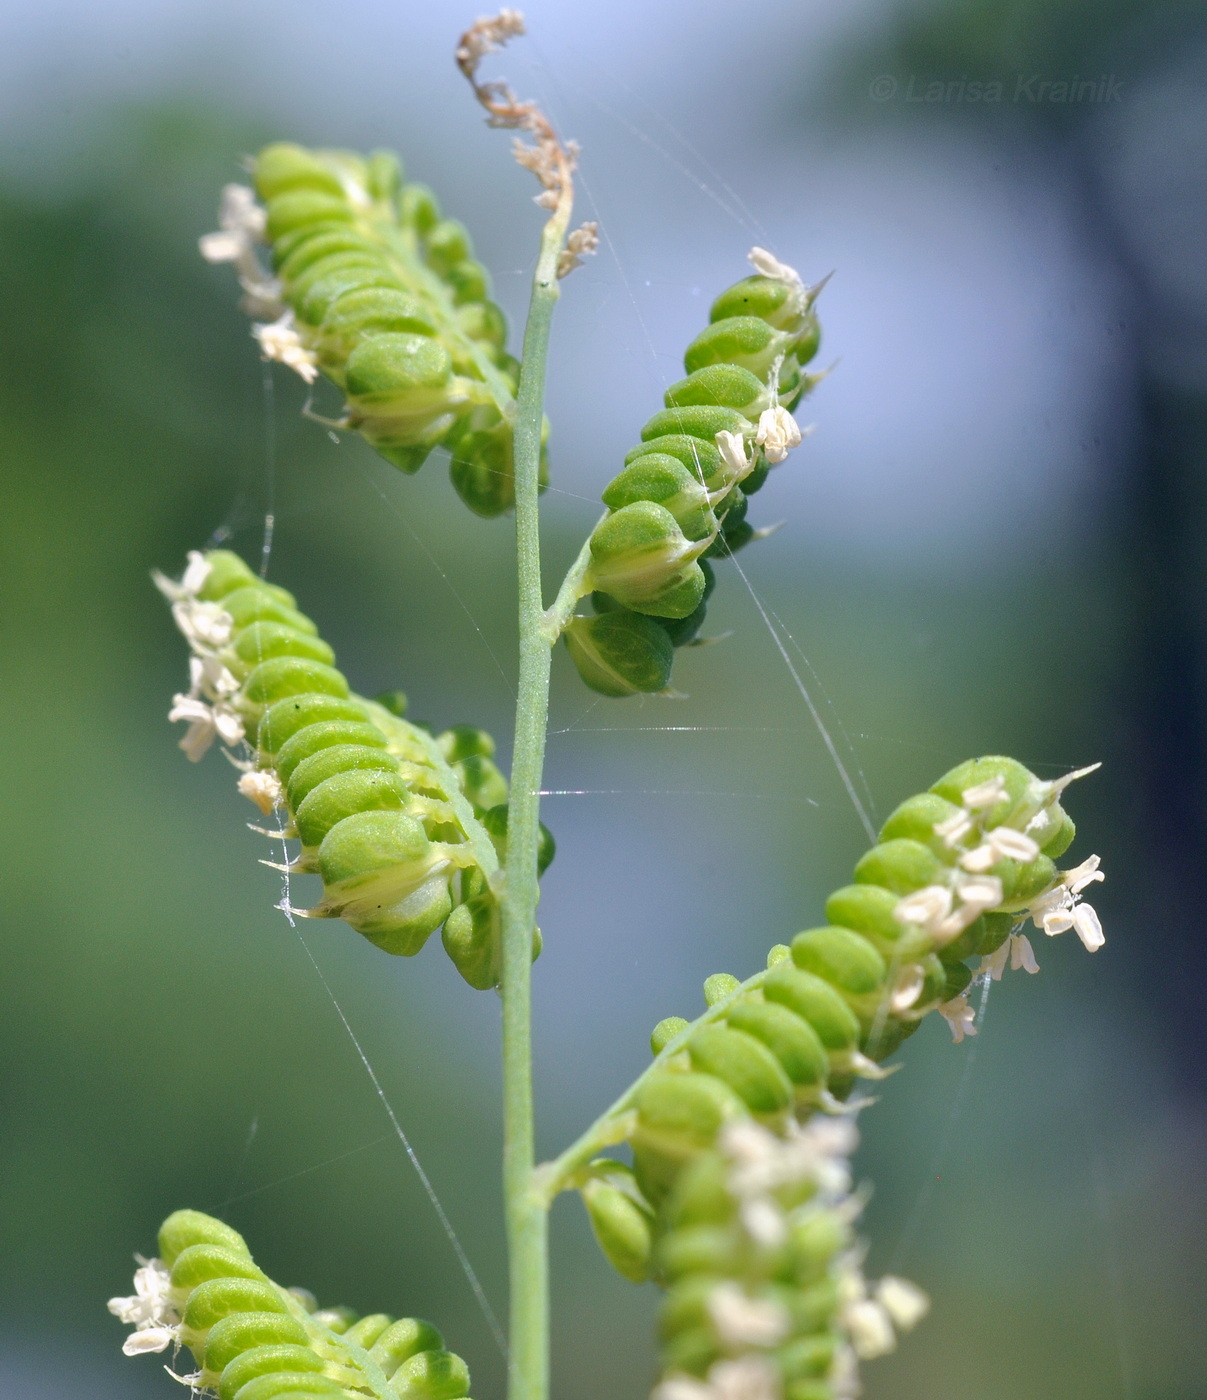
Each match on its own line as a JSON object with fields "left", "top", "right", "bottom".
{"left": 1071, "top": 903, "right": 1105, "bottom": 951}
{"left": 748, "top": 247, "right": 802, "bottom": 285}
{"left": 889, "top": 964, "right": 925, "bottom": 1012}
{"left": 180, "top": 550, "right": 212, "bottom": 596}
{"left": 715, "top": 429, "right": 751, "bottom": 479}
{"left": 253, "top": 314, "right": 319, "bottom": 384}
{"left": 740, "top": 1197, "right": 787, "bottom": 1249}
{"left": 238, "top": 770, "right": 284, "bottom": 814}
{"left": 754, "top": 405, "right": 802, "bottom": 464}
{"left": 708, "top": 1283, "right": 790, "bottom": 1347}
{"left": 937, "top": 994, "right": 977, "bottom": 1043}
{"left": 843, "top": 1298, "right": 896, "bottom": 1359}
{"left": 1010, "top": 932, "right": 1040, "bottom": 974}
{"left": 978, "top": 940, "right": 1010, "bottom": 982}
{"left": 875, "top": 1276, "right": 929, "bottom": 1331}
{"left": 961, "top": 776, "right": 1007, "bottom": 811}
{"left": 706, "top": 1356, "right": 781, "bottom": 1400}
{"left": 934, "top": 809, "right": 974, "bottom": 847}
{"left": 894, "top": 884, "right": 952, "bottom": 931}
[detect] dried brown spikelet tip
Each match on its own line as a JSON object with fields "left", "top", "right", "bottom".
{"left": 455, "top": 9, "right": 579, "bottom": 228}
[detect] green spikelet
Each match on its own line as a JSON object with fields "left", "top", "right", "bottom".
{"left": 564, "top": 248, "right": 826, "bottom": 697}
{"left": 566, "top": 756, "right": 1103, "bottom": 1397}
{"left": 201, "top": 144, "right": 545, "bottom": 514}
{"left": 155, "top": 548, "right": 551, "bottom": 987}
{"left": 108, "top": 1209, "right": 474, "bottom": 1400}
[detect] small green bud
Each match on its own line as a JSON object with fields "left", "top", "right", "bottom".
{"left": 297, "top": 266, "right": 405, "bottom": 329}
{"left": 367, "top": 149, "right": 404, "bottom": 203}
{"left": 455, "top": 299, "right": 508, "bottom": 349}
{"left": 203, "top": 1314, "right": 311, "bottom": 1375}
{"left": 241, "top": 657, "right": 349, "bottom": 711}
{"left": 634, "top": 1072, "right": 745, "bottom": 1158}
{"left": 369, "top": 1319, "right": 446, "bottom": 1378}
{"left": 454, "top": 753, "right": 508, "bottom": 813}
{"left": 1041, "top": 810, "right": 1076, "bottom": 858}
{"left": 256, "top": 696, "right": 370, "bottom": 756}
{"left": 182, "top": 1278, "right": 289, "bottom": 1335}
{"left": 823, "top": 884, "right": 929, "bottom": 960}
{"left": 879, "top": 792, "right": 965, "bottom": 859}
{"left": 664, "top": 363, "right": 769, "bottom": 414}
{"left": 655, "top": 598, "right": 708, "bottom": 648}
{"left": 342, "top": 1313, "right": 395, "bottom": 1348}
{"left": 943, "top": 959, "right": 973, "bottom": 1001}
{"left": 626, "top": 434, "right": 727, "bottom": 491}
{"left": 196, "top": 551, "right": 258, "bottom": 601}
{"left": 660, "top": 1327, "right": 719, "bottom": 1379}
{"left": 159, "top": 1211, "right": 250, "bottom": 1269}
{"left": 289, "top": 250, "right": 387, "bottom": 302}
{"left": 564, "top": 612, "right": 675, "bottom": 697}
{"left": 312, "top": 1305, "right": 358, "bottom": 1332}
{"left": 665, "top": 1151, "right": 736, "bottom": 1229}
{"left": 424, "top": 219, "right": 472, "bottom": 272}
{"left": 447, "top": 259, "right": 490, "bottom": 305}
{"left": 787, "top": 1213, "right": 848, "bottom": 1285}
{"left": 287, "top": 745, "right": 398, "bottom": 809}
{"left": 581, "top": 1163, "right": 655, "bottom": 1283}
{"left": 1004, "top": 854, "right": 1058, "bottom": 906}
{"left": 725, "top": 998, "right": 828, "bottom": 1088}
{"left": 683, "top": 316, "right": 792, "bottom": 379}
{"left": 659, "top": 1275, "right": 719, "bottom": 1339}
{"left": 390, "top": 1348, "right": 471, "bottom": 1400}
{"left": 601, "top": 455, "right": 716, "bottom": 542}
{"left": 853, "top": 838, "right": 943, "bottom": 895}
{"left": 229, "top": 622, "right": 335, "bottom": 676}
{"left": 480, "top": 803, "right": 556, "bottom": 875}
{"left": 220, "top": 586, "right": 318, "bottom": 636}
{"left": 265, "top": 190, "right": 355, "bottom": 242}
{"left": 226, "top": 1373, "right": 344, "bottom": 1400}
{"left": 588, "top": 502, "right": 707, "bottom": 619}
{"left": 766, "top": 943, "right": 791, "bottom": 966}
{"left": 218, "top": 1345, "right": 326, "bottom": 1400}
{"left": 441, "top": 898, "right": 499, "bottom": 990}
{"left": 286, "top": 1288, "right": 318, "bottom": 1312}
{"left": 277, "top": 229, "right": 379, "bottom": 282}
{"left": 255, "top": 143, "right": 346, "bottom": 201}
{"left": 400, "top": 183, "right": 441, "bottom": 234}
{"left": 439, "top": 724, "right": 495, "bottom": 761}
{"left": 374, "top": 689, "right": 408, "bottom": 717}
{"left": 448, "top": 420, "right": 524, "bottom": 518}
{"left": 688, "top": 1024, "right": 794, "bottom": 1113}
{"left": 316, "top": 288, "right": 437, "bottom": 376}
{"left": 170, "top": 1244, "right": 266, "bottom": 1294}
{"left": 763, "top": 964, "right": 861, "bottom": 1053}
{"left": 651, "top": 1016, "right": 690, "bottom": 1054}
{"left": 274, "top": 720, "right": 388, "bottom": 785}
{"left": 791, "top": 927, "right": 887, "bottom": 997}
{"left": 709, "top": 275, "right": 807, "bottom": 333}
{"left": 345, "top": 333, "right": 458, "bottom": 451}
{"left": 657, "top": 1224, "right": 737, "bottom": 1281}
{"left": 930, "top": 755, "right": 1033, "bottom": 821}
{"left": 294, "top": 769, "right": 410, "bottom": 848}
{"left": 703, "top": 972, "right": 740, "bottom": 1006}
{"left": 642, "top": 404, "right": 752, "bottom": 444}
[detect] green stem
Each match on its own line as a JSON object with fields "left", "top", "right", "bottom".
{"left": 501, "top": 205, "right": 571, "bottom": 1400}
{"left": 540, "top": 526, "right": 602, "bottom": 643}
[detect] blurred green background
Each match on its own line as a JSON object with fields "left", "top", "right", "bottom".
{"left": 2, "top": 2, "right": 1205, "bottom": 1398}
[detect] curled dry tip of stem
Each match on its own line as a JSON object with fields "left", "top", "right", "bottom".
{"left": 456, "top": 8, "right": 589, "bottom": 253}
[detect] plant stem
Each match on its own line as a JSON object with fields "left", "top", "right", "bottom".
{"left": 501, "top": 206, "right": 571, "bottom": 1400}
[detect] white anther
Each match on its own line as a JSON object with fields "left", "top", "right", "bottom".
{"left": 961, "top": 776, "right": 1007, "bottom": 810}
{"left": 937, "top": 994, "right": 977, "bottom": 1043}
{"left": 875, "top": 1276, "right": 930, "bottom": 1331}
{"left": 238, "top": 770, "right": 284, "bottom": 814}
{"left": 754, "top": 405, "right": 802, "bottom": 464}
{"left": 708, "top": 1283, "right": 790, "bottom": 1347}
{"left": 253, "top": 314, "right": 319, "bottom": 384}
{"left": 748, "top": 247, "right": 802, "bottom": 284}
